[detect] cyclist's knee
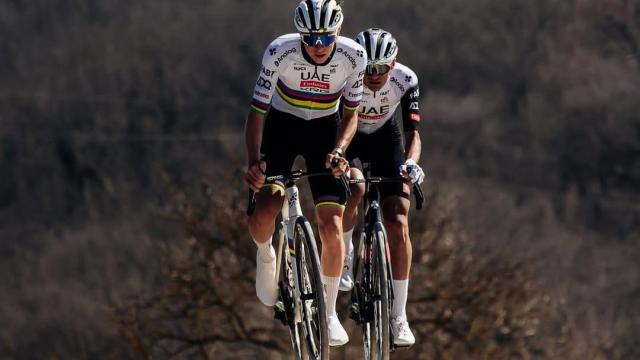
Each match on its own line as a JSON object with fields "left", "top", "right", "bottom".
{"left": 316, "top": 207, "right": 343, "bottom": 239}
{"left": 346, "top": 168, "right": 365, "bottom": 205}
{"left": 249, "top": 190, "right": 283, "bottom": 228}
{"left": 350, "top": 182, "right": 365, "bottom": 201}
{"left": 386, "top": 213, "right": 409, "bottom": 241}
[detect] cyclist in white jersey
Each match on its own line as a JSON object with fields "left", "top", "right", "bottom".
{"left": 244, "top": 0, "right": 366, "bottom": 347}
{"left": 339, "top": 28, "right": 425, "bottom": 347}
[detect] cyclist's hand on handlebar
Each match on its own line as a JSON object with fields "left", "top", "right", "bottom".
{"left": 325, "top": 148, "right": 349, "bottom": 178}
{"left": 399, "top": 159, "right": 425, "bottom": 184}
{"left": 245, "top": 160, "right": 267, "bottom": 192}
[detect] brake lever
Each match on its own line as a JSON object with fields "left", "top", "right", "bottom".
{"left": 330, "top": 157, "right": 351, "bottom": 198}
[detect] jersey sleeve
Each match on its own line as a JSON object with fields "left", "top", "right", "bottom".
{"left": 250, "top": 42, "right": 281, "bottom": 116}
{"left": 341, "top": 46, "right": 367, "bottom": 112}
{"left": 400, "top": 71, "right": 421, "bottom": 131}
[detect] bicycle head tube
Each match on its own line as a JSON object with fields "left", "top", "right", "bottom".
{"left": 286, "top": 185, "right": 303, "bottom": 219}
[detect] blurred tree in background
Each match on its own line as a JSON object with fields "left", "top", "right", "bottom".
{"left": 1, "top": 0, "right": 638, "bottom": 359}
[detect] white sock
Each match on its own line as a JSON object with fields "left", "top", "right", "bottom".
{"left": 392, "top": 279, "right": 409, "bottom": 319}
{"left": 343, "top": 228, "right": 354, "bottom": 254}
{"left": 322, "top": 274, "right": 341, "bottom": 317}
{"left": 253, "top": 236, "right": 275, "bottom": 262}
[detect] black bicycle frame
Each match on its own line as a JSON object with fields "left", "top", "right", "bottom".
{"left": 358, "top": 178, "right": 393, "bottom": 321}
{"left": 349, "top": 168, "right": 425, "bottom": 339}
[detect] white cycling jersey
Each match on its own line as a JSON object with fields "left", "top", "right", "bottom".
{"left": 357, "top": 63, "right": 421, "bottom": 134}
{"left": 251, "top": 33, "right": 366, "bottom": 120}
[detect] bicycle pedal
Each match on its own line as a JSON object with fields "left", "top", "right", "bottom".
{"left": 273, "top": 302, "right": 287, "bottom": 325}
{"left": 349, "top": 304, "right": 361, "bottom": 323}
{"left": 273, "top": 302, "right": 288, "bottom": 325}
{"left": 274, "top": 300, "right": 285, "bottom": 311}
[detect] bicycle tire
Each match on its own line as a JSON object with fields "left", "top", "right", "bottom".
{"left": 372, "top": 225, "right": 391, "bottom": 360}
{"left": 353, "top": 231, "right": 374, "bottom": 360}
{"left": 294, "top": 217, "right": 329, "bottom": 359}
{"left": 275, "top": 222, "right": 306, "bottom": 360}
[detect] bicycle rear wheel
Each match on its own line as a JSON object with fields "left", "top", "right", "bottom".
{"left": 294, "top": 217, "right": 329, "bottom": 359}
{"left": 372, "top": 226, "right": 391, "bottom": 360}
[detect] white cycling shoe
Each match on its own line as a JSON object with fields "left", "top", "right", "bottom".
{"left": 339, "top": 241, "right": 354, "bottom": 291}
{"left": 255, "top": 248, "right": 277, "bottom": 306}
{"left": 391, "top": 317, "right": 416, "bottom": 347}
{"left": 327, "top": 315, "right": 349, "bottom": 346}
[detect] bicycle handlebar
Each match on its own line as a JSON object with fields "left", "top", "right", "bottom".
{"left": 348, "top": 176, "right": 425, "bottom": 210}
{"left": 246, "top": 169, "right": 352, "bottom": 216}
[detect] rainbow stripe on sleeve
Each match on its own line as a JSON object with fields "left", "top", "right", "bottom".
{"left": 342, "top": 98, "right": 360, "bottom": 112}
{"left": 250, "top": 99, "right": 270, "bottom": 115}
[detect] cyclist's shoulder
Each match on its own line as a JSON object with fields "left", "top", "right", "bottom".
{"left": 335, "top": 36, "right": 363, "bottom": 51}
{"left": 390, "top": 63, "right": 419, "bottom": 91}
{"left": 262, "top": 34, "right": 301, "bottom": 65}
{"left": 268, "top": 33, "right": 300, "bottom": 47}
{"left": 334, "top": 36, "right": 367, "bottom": 69}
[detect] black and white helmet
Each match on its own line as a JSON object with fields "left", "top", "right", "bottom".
{"left": 355, "top": 28, "right": 398, "bottom": 65}
{"left": 294, "top": 0, "right": 344, "bottom": 33}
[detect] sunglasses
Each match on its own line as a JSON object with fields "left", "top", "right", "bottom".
{"left": 365, "top": 63, "right": 392, "bottom": 76}
{"left": 301, "top": 33, "right": 337, "bottom": 47}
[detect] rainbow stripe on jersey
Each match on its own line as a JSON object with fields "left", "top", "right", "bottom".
{"left": 275, "top": 80, "right": 342, "bottom": 111}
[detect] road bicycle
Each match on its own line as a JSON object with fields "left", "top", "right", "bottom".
{"left": 247, "top": 168, "right": 348, "bottom": 359}
{"left": 348, "top": 166, "right": 424, "bottom": 360}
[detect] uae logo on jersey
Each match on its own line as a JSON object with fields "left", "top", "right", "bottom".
{"left": 359, "top": 105, "right": 390, "bottom": 120}
{"left": 381, "top": 96, "right": 389, "bottom": 103}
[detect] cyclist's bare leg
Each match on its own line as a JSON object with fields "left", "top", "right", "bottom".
{"left": 342, "top": 168, "right": 365, "bottom": 232}
{"left": 316, "top": 205, "right": 345, "bottom": 277}
{"left": 248, "top": 186, "right": 285, "bottom": 307}
{"left": 316, "top": 204, "right": 349, "bottom": 345}
{"left": 248, "top": 186, "right": 285, "bottom": 243}
{"left": 339, "top": 168, "right": 364, "bottom": 291}
{"left": 382, "top": 195, "right": 416, "bottom": 345}
{"left": 382, "top": 195, "right": 411, "bottom": 280}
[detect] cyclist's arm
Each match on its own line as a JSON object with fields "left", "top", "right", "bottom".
{"left": 404, "top": 129, "right": 421, "bottom": 163}
{"left": 335, "top": 107, "right": 358, "bottom": 151}
{"left": 338, "top": 49, "right": 366, "bottom": 152}
{"left": 246, "top": 41, "right": 281, "bottom": 165}
{"left": 245, "top": 111, "right": 266, "bottom": 165}
{"left": 400, "top": 84, "right": 422, "bottom": 162}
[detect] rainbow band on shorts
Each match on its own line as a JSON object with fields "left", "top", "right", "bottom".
{"left": 315, "top": 195, "right": 345, "bottom": 209}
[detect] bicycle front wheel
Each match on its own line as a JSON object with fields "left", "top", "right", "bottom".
{"left": 294, "top": 217, "right": 329, "bottom": 359}
{"left": 372, "top": 226, "right": 391, "bottom": 360}
{"left": 275, "top": 222, "right": 306, "bottom": 359}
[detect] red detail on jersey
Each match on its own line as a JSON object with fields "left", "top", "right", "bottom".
{"left": 410, "top": 113, "right": 421, "bottom": 122}
{"left": 359, "top": 113, "right": 386, "bottom": 120}
{"left": 300, "top": 80, "right": 330, "bottom": 90}
{"left": 381, "top": 96, "right": 389, "bottom": 103}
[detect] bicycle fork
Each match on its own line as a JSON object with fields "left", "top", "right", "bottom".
{"left": 274, "top": 185, "right": 305, "bottom": 325}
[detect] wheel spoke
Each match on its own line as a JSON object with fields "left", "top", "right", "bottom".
{"left": 294, "top": 220, "right": 327, "bottom": 359}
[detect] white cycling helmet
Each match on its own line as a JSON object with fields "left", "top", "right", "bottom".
{"left": 355, "top": 28, "right": 398, "bottom": 65}
{"left": 294, "top": 0, "right": 344, "bottom": 33}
